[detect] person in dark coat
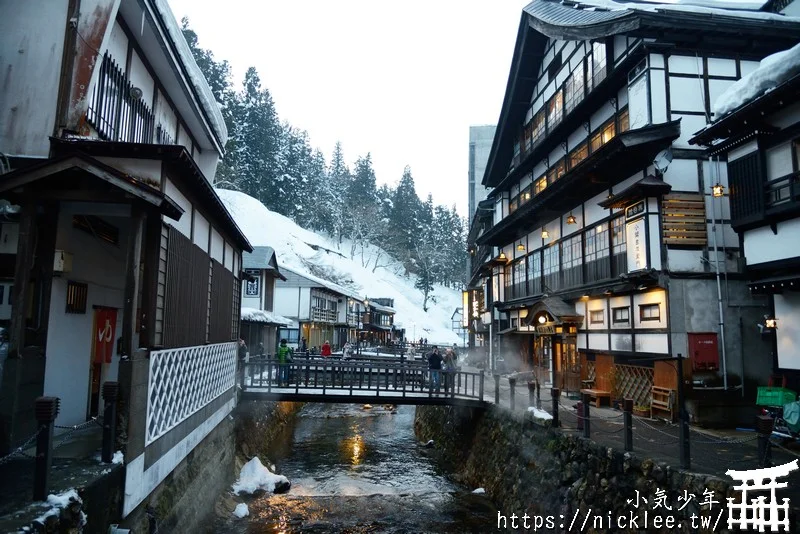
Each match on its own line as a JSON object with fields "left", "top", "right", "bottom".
{"left": 427, "top": 346, "right": 443, "bottom": 391}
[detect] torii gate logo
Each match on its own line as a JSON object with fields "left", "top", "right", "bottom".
{"left": 726, "top": 459, "right": 798, "bottom": 531}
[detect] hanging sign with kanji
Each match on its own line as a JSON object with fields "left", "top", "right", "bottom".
{"left": 94, "top": 308, "right": 117, "bottom": 363}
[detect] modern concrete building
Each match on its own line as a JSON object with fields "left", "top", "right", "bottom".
{"left": 468, "top": 125, "right": 496, "bottom": 229}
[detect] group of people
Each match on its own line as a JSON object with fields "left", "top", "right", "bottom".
{"left": 426, "top": 344, "right": 459, "bottom": 392}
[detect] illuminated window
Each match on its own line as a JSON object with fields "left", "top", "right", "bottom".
{"left": 547, "top": 160, "right": 565, "bottom": 185}
{"left": 535, "top": 176, "right": 547, "bottom": 195}
{"left": 612, "top": 307, "right": 630, "bottom": 324}
{"left": 568, "top": 142, "right": 588, "bottom": 169}
{"left": 640, "top": 303, "right": 660, "bottom": 321}
{"left": 547, "top": 90, "right": 563, "bottom": 130}
{"left": 590, "top": 310, "right": 605, "bottom": 324}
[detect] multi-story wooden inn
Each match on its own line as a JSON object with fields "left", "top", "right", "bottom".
{"left": 0, "top": 0, "right": 250, "bottom": 526}
{"left": 468, "top": 0, "right": 800, "bottom": 423}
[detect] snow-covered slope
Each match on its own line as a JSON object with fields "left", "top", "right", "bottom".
{"left": 217, "top": 189, "right": 462, "bottom": 345}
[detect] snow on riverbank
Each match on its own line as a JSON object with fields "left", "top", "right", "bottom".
{"left": 232, "top": 457, "right": 290, "bottom": 495}
{"left": 217, "top": 189, "right": 462, "bottom": 344}
{"left": 32, "top": 489, "right": 85, "bottom": 528}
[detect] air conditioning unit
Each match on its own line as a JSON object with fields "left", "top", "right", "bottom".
{"left": 54, "top": 250, "right": 73, "bottom": 274}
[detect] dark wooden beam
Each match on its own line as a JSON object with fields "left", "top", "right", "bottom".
{"left": 9, "top": 201, "right": 36, "bottom": 358}
{"left": 140, "top": 212, "right": 161, "bottom": 349}
{"left": 30, "top": 203, "right": 60, "bottom": 349}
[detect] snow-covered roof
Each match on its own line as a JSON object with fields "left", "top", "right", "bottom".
{"left": 241, "top": 307, "right": 295, "bottom": 327}
{"left": 551, "top": 0, "right": 794, "bottom": 22}
{"left": 281, "top": 265, "right": 363, "bottom": 301}
{"left": 712, "top": 42, "right": 800, "bottom": 117}
{"left": 152, "top": 0, "right": 228, "bottom": 148}
{"left": 369, "top": 302, "right": 396, "bottom": 314}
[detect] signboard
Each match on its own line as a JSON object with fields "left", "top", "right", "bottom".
{"left": 625, "top": 200, "right": 645, "bottom": 220}
{"left": 536, "top": 325, "right": 555, "bottom": 334}
{"left": 625, "top": 217, "right": 648, "bottom": 272}
{"left": 471, "top": 288, "right": 484, "bottom": 318}
{"left": 462, "top": 291, "right": 470, "bottom": 328}
{"left": 244, "top": 269, "right": 260, "bottom": 297}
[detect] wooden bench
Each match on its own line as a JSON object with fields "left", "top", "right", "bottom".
{"left": 650, "top": 386, "right": 676, "bottom": 421}
{"left": 580, "top": 388, "right": 611, "bottom": 408}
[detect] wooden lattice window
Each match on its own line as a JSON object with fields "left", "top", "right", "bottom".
{"left": 65, "top": 281, "right": 88, "bottom": 314}
{"left": 163, "top": 226, "right": 210, "bottom": 348}
{"left": 209, "top": 260, "right": 235, "bottom": 343}
{"left": 662, "top": 193, "right": 707, "bottom": 246}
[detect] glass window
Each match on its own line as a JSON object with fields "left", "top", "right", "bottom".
{"left": 547, "top": 90, "right": 563, "bottom": 130}
{"left": 590, "top": 310, "right": 605, "bottom": 324}
{"left": 532, "top": 111, "right": 546, "bottom": 144}
{"left": 618, "top": 108, "right": 629, "bottom": 133}
{"left": 534, "top": 175, "right": 547, "bottom": 195}
{"left": 585, "top": 223, "right": 610, "bottom": 262}
{"left": 612, "top": 217, "right": 626, "bottom": 256}
{"left": 543, "top": 245, "right": 560, "bottom": 289}
{"left": 527, "top": 251, "right": 541, "bottom": 294}
{"left": 568, "top": 142, "right": 588, "bottom": 170}
{"left": 590, "top": 120, "right": 616, "bottom": 153}
{"left": 640, "top": 303, "right": 660, "bottom": 321}
{"left": 547, "top": 160, "right": 566, "bottom": 185}
{"left": 565, "top": 61, "right": 585, "bottom": 113}
{"left": 592, "top": 42, "right": 607, "bottom": 87}
{"left": 562, "top": 235, "right": 582, "bottom": 271}
{"left": 613, "top": 307, "right": 630, "bottom": 324}
{"left": 513, "top": 259, "right": 526, "bottom": 299}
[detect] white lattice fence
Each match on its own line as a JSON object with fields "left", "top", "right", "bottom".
{"left": 146, "top": 342, "right": 237, "bottom": 445}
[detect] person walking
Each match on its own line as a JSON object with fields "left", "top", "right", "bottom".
{"left": 427, "top": 346, "right": 443, "bottom": 392}
{"left": 321, "top": 340, "right": 332, "bottom": 357}
{"left": 277, "top": 338, "right": 291, "bottom": 386}
{"left": 443, "top": 349, "right": 456, "bottom": 393}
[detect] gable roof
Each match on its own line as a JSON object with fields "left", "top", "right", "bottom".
{"left": 243, "top": 246, "right": 286, "bottom": 280}
{"left": 280, "top": 265, "right": 364, "bottom": 301}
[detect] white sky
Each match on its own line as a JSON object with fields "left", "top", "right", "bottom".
{"left": 167, "top": 0, "right": 528, "bottom": 217}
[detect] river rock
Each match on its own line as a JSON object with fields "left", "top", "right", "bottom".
{"left": 274, "top": 479, "right": 291, "bottom": 494}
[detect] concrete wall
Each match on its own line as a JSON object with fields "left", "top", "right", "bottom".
{"left": 0, "top": 0, "right": 67, "bottom": 157}
{"left": 44, "top": 203, "right": 129, "bottom": 428}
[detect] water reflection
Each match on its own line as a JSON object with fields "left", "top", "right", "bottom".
{"left": 214, "top": 404, "right": 497, "bottom": 533}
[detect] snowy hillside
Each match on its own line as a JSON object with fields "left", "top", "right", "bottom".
{"left": 217, "top": 189, "right": 462, "bottom": 345}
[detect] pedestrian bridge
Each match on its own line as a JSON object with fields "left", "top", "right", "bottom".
{"left": 239, "top": 358, "right": 488, "bottom": 408}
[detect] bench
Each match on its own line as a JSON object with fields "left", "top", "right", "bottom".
{"left": 580, "top": 388, "right": 611, "bottom": 408}
{"left": 650, "top": 386, "right": 676, "bottom": 421}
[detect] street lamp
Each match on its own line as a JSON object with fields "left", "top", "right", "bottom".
{"left": 712, "top": 183, "right": 725, "bottom": 197}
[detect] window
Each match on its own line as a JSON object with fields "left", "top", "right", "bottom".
{"left": 585, "top": 222, "right": 611, "bottom": 282}
{"left": 590, "top": 310, "right": 605, "bottom": 324}
{"left": 532, "top": 111, "right": 546, "bottom": 145}
{"left": 527, "top": 251, "right": 542, "bottom": 295}
{"left": 611, "top": 217, "right": 626, "bottom": 255}
{"left": 547, "top": 90, "right": 563, "bottom": 130}
{"left": 279, "top": 328, "right": 300, "bottom": 344}
{"left": 592, "top": 41, "right": 607, "bottom": 87}
{"left": 612, "top": 307, "right": 630, "bottom": 324}
{"left": 590, "top": 120, "right": 616, "bottom": 153}
{"left": 565, "top": 61, "right": 586, "bottom": 113}
{"left": 640, "top": 303, "right": 660, "bottom": 321}
{"left": 66, "top": 280, "right": 88, "bottom": 314}
{"left": 618, "top": 108, "right": 629, "bottom": 133}
{"left": 568, "top": 142, "right": 588, "bottom": 170}
{"left": 504, "top": 264, "right": 513, "bottom": 299}
{"left": 534, "top": 175, "right": 547, "bottom": 195}
{"left": 547, "top": 160, "right": 565, "bottom": 185}
{"left": 543, "top": 245, "right": 560, "bottom": 290}
{"left": 561, "top": 234, "right": 583, "bottom": 287}
{"left": 513, "top": 259, "right": 526, "bottom": 299}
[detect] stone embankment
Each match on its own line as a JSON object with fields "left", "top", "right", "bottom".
{"left": 415, "top": 405, "right": 748, "bottom": 533}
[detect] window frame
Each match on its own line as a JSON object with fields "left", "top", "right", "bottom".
{"left": 639, "top": 303, "right": 661, "bottom": 322}
{"left": 612, "top": 306, "right": 630, "bottom": 324}
{"left": 589, "top": 309, "right": 605, "bottom": 325}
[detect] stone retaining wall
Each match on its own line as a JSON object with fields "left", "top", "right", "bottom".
{"left": 415, "top": 405, "right": 747, "bottom": 533}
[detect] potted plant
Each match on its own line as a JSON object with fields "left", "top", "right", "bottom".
{"left": 609, "top": 368, "right": 623, "bottom": 410}
{"left": 633, "top": 404, "right": 650, "bottom": 417}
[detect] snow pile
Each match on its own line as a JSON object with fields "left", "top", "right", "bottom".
{"left": 713, "top": 43, "right": 800, "bottom": 117}
{"left": 33, "top": 489, "right": 85, "bottom": 527}
{"left": 527, "top": 406, "right": 554, "bottom": 421}
{"left": 232, "top": 503, "right": 249, "bottom": 518}
{"left": 217, "top": 189, "right": 462, "bottom": 344}
{"left": 472, "top": 487, "right": 486, "bottom": 494}
{"left": 241, "top": 307, "right": 295, "bottom": 326}
{"left": 112, "top": 450, "right": 124, "bottom": 464}
{"left": 231, "top": 457, "right": 290, "bottom": 495}
{"left": 152, "top": 0, "right": 228, "bottom": 145}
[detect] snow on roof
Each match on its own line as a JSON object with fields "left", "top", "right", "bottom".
{"left": 241, "top": 307, "right": 295, "bottom": 327}
{"left": 152, "top": 0, "right": 228, "bottom": 148}
{"left": 712, "top": 42, "right": 800, "bottom": 117}
{"left": 369, "top": 302, "right": 396, "bottom": 314}
{"left": 215, "top": 188, "right": 462, "bottom": 344}
{"left": 568, "top": 0, "right": 799, "bottom": 21}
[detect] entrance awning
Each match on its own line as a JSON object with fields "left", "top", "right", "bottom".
{"left": 749, "top": 274, "right": 800, "bottom": 295}
{"left": 0, "top": 153, "right": 183, "bottom": 219}
{"left": 522, "top": 296, "right": 584, "bottom": 326}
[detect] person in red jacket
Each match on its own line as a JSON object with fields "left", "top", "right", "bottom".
{"left": 321, "top": 340, "right": 332, "bottom": 357}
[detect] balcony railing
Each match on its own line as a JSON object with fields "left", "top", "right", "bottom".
{"left": 311, "top": 307, "right": 337, "bottom": 323}
{"left": 766, "top": 172, "right": 800, "bottom": 207}
{"left": 86, "top": 52, "right": 155, "bottom": 143}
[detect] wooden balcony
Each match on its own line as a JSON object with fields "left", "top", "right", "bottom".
{"left": 311, "top": 307, "right": 337, "bottom": 323}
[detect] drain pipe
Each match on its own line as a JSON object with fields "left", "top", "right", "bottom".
{"left": 709, "top": 157, "right": 728, "bottom": 390}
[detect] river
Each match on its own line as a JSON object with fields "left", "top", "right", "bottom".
{"left": 213, "top": 403, "right": 497, "bottom": 533}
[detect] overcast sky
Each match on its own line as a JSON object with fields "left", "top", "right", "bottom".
{"left": 167, "top": 0, "right": 528, "bottom": 217}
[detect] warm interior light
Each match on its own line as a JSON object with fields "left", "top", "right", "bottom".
{"left": 541, "top": 229, "right": 549, "bottom": 239}
{"left": 523, "top": 192, "right": 531, "bottom": 200}
{"left": 538, "top": 315, "right": 547, "bottom": 324}
{"left": 498, "top": 252, "right": 507, "bottom": 261}
{"left": 566, "top": 213, "right": 577, "bottom": 225}
{"left": 712, "top": 184, "right": 725, "bottom": 197}
{"left": 765, "top": 318, "right": 778, "bottom": 329}
{"left": 517, "top": 243, "right": 525, "bottom": 251}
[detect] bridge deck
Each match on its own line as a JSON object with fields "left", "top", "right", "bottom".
{"left": 239, "top": 358, "right": 487, "bottom": 407}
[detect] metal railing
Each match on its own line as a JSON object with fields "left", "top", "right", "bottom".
{"left": 240, "top": 358, "right": 485, "bottom": 401}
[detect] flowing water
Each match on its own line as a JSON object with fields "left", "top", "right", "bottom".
{"left": 213, "top": 403, "right": 497, "bottom": 533}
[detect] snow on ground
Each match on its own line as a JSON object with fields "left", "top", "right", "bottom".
{"left": 112, "top": 450, "right": 124, "bottom": 464}
{"left": 32, "top": 489, "right": 84, "bottom": 527}
{"left": 472, "top": 487, "right": 486, "bottom": 494}
{"left": 232, "top": 457, "right": 290, "bottom": 495}
{"left": 232, "top": 503, "right": 249, "bottom": 518}
{"left": 528, "top": 406, "right": 554, "bottom": 421}
{"left": 713, "top": 42, "right": 800, "bottom": 117}
{"left": 217, "top": 189, "right": 462, "bottom": 345}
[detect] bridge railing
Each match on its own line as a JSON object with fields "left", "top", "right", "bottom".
{"left": 240, "top": 358, "right": 485, "bottom": 401}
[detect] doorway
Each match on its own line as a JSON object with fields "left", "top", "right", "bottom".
{"left": 88, "top": 307, "right": 117, "bottom": 418}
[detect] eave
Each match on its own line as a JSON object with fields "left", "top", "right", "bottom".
{"left": 50, "top": 138, "right": 252, "bottom": 252}
{"left": 477, "top": 120, "right": 681, "bottom": 247}
{"left": 600, "top": 175, "right": 672, "bottom": 209}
